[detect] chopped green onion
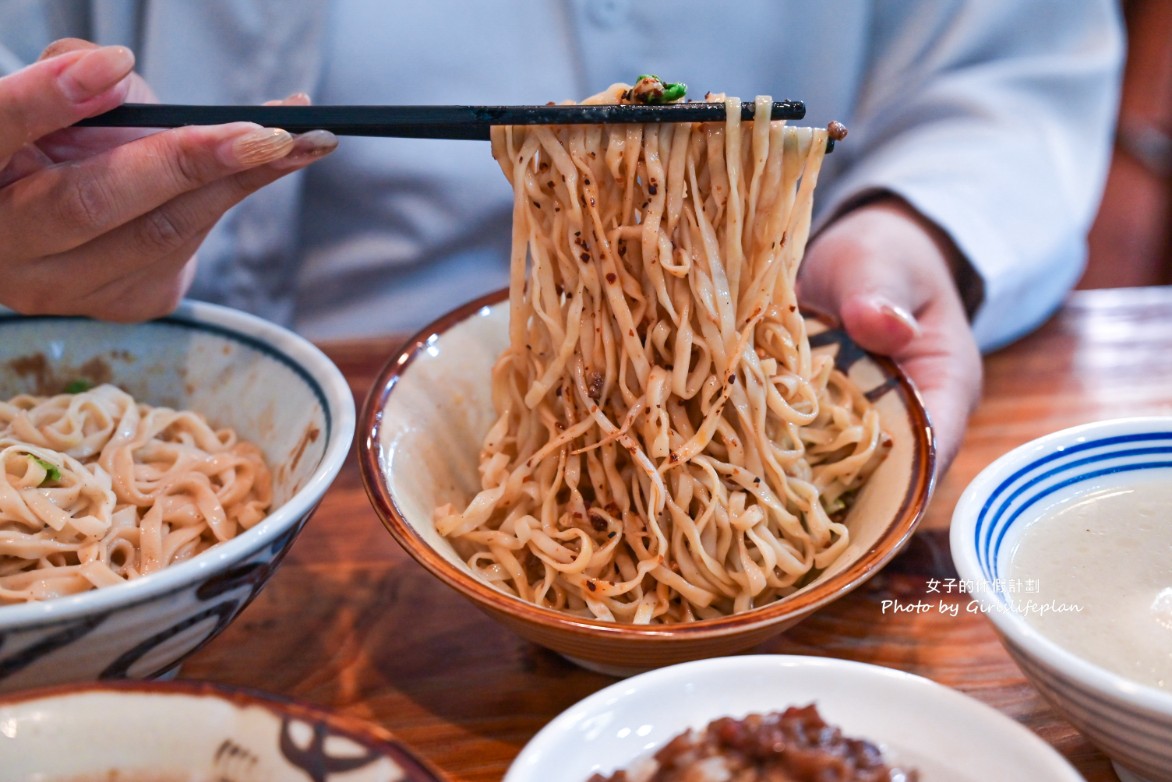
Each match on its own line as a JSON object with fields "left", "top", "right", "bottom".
{"left": 29, "top": 455, "right": 61, "bottom": 485}
{"left": 661, "top": 82, "right": 687, "bottom": 102}
{"left": 633, "top": 74, "right": 687, "bottom": 105}
{"left": 64, "top": 379, "right": 93, "bottom": 394}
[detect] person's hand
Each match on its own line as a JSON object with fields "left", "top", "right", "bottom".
{"left": 798, "top": 197, "right": 983, "bottom": 476}
{"left": 0, "top": 38, "right": 337, "bottom": 321}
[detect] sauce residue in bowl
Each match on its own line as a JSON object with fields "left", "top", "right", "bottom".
{"left": 1006, "top": 473, "right": 1172, "bottom": 690}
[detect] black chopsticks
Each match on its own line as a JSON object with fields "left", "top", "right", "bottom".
{"left": 74, "top": 101, "right": 807, "bottom": 140}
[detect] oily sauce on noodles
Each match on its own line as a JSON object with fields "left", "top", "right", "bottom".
{"left": 436, "top": 82, "right": 887, "bottom": 625}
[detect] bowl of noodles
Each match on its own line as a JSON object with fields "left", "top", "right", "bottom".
{"left": 0, "top": 300, "right": 355, "bottom": 693}
{"left": 361, "top": 87, "right": 934, "bottom": 674}
{"left": 362, "top": 290, "right": 931, "bottom": 675}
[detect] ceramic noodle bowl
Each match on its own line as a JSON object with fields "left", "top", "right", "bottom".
{"left": 360, "top": 290, "right": 935, "bottom": 676}
{"left": 951, "top": 417, "right": 1172, "bottom": 782}
{"left": 0, "top": 680, "right": 444, "bottom": 781}
{"left": 0, "top": 302, "right": 355, "bottom": 693}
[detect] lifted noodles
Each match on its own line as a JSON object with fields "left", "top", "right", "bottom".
{"left": 435, "top": 80, "right": 884, "bottom": 625}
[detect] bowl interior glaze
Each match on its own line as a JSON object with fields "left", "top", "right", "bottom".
{"left": 0, "top": 306, "right": 341, "bottom": 510}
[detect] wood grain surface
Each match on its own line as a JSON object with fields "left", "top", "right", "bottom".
{"left": 181, "top": 286, "right": 1172, "bottom": 782}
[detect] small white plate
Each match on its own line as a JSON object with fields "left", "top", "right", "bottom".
{"left": 505, "top": 655, "right": 1084, "bottom": 782}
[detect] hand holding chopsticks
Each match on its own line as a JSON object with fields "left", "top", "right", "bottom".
{"left": 0, "top": 43, "right": 338, "bottom": 323}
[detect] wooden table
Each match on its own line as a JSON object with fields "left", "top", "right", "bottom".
{"left": 181, "top": 285, "right": 1172, "bottom": 781}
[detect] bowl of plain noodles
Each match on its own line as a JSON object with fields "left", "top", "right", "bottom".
{"left": 360, "top": 80, "right": 935, "bottom": 675}
{"left": 0, "top": 300, "right": 354, "bottom": 693}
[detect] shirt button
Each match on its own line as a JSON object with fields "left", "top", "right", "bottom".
{"left": 588, "top": 0, "right": 630, "bottom": 28}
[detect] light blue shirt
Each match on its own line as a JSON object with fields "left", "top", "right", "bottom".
{"left": 0, "top": 0, "right": 1123, "bottom": 347}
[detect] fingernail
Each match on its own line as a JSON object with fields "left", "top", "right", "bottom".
{"left": 263, "top": 92, "right": 311, "bottom": 107}
{"left": 59, "top": 46, "right": 135, "bottom": 102}
{"left": 269, "top": 130, "right": 338, "bottom": 169}
{"left": 879, "top": 301, "right": 923, "bottom": 339}
{"left": 226, "top": 126, "right": 295, "bottom": 166}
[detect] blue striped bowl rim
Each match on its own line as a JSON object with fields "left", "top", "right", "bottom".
{"left": 973, "top": 431, "right": 1172, "bottom": 586}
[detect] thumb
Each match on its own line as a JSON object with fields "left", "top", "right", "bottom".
{"left": 836, "top": 293, "right": 923, "bottom": 357}
{"left": 798, "top": 221, "right": 930, "bottom": 359}
{"left": 799, "top": 199, "right": 982, "bottom": 475}
{"left": 797, "top": 196, "right": 968, "bottom": 359}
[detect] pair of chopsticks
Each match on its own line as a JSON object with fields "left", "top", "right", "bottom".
{"left": 75, "top": 101, "right": 809, "bottom": 141}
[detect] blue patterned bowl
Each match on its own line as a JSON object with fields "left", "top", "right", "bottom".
{"left": 950, "top": 417, "right": 1172, "bottom": 782}
{"left": 0, "top": 679, "right": 443, "bottom": 781}
{"left": 0, "top": 301, "right": 354, "bottom": 693}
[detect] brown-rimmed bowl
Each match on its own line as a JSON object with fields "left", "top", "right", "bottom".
{"left": 0, "top": 678, "right": 446, "bottom": 781}
{"left": 359, "top": 289, "right": 934, "bottom": 676}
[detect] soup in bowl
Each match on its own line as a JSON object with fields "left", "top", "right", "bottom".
{"left": 951, "top": 417, "right": 1172, "bottom": 782}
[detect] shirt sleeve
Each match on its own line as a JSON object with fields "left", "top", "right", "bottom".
{"left": 813, "top": 0, "right": 1125, "bottom": 351}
